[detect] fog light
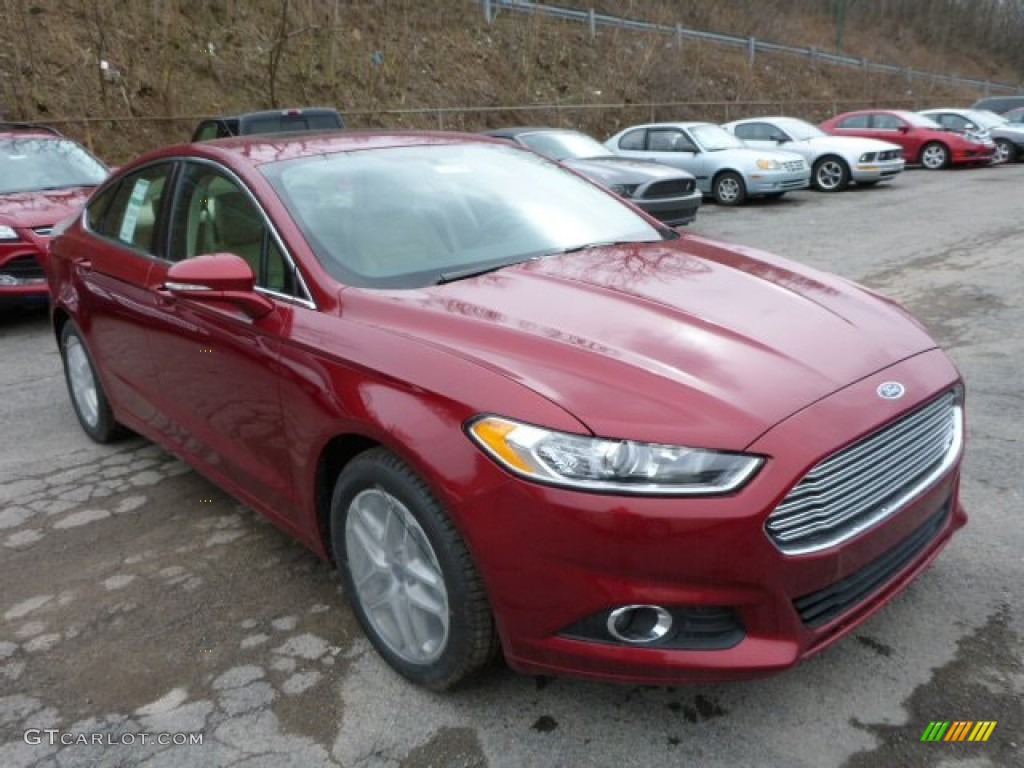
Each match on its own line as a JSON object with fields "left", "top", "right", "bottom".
{"left": 606, "top": 605, "right": 672, "bottom": 644}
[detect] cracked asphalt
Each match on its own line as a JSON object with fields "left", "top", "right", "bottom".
{"left": 2, "top": 165, "right": 1022, "bottom": 767}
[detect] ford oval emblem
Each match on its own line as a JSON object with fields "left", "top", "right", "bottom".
{"left": 877, "top": 382, "right": 906, "bottom": 400}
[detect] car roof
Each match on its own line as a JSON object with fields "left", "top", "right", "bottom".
{"left": 199, "top": 107, "right": 341, "bottom": 122}
{"left": 152, "top": 131, "right": 513, "bottom": 168}
{"left": 484, "top": 127, "right": 583, "bottom": 138}
{"left": 0, "top": 122, "right": 64, "bottom": 139}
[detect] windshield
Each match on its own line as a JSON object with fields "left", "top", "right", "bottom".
{"left": 0, "top": 138, "right": 108, "bottom": 194}
{"left": 689, "top": 124, "right": 745, "bottom": 151}
{"left": 262, "top": 143, "right": 665, "bottom": 289}
{"left": 517, "top": 131, "right": 608, "bottom": 160}
{"left": 965, "top": 110, "right": 1006, "bottom": 129}
{"left": 776, "top": 118, "right": 825, "bottom": 141}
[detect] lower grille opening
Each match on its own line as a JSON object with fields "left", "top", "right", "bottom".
{"left": 793, "top": 499, "right": 951, "bottom": 628}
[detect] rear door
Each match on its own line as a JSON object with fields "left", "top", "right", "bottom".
{"left": 66, "top": 162, "right": 176, "bottom": 427}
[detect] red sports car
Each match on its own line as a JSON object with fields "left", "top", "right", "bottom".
{"left": 49, "top": 132, "right": 966, "bottom": 689}
{"left": 820, "top": 109, "right": 995, "bottom": 170}
{"left": 1, "top": 123, "right": 108, "bottom": 308}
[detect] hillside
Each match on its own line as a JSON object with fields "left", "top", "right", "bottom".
{"left": 1, "top": 0, "right": 1022, "bottom": 163}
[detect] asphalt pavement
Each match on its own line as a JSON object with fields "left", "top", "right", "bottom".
{"left": 1, "top": 164, "right": 1021, "bottom": 768}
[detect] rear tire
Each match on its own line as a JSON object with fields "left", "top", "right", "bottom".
{"left": 59, "top": 321, "right": 126, "bottom": 443}
{"left": 713, "top": 171, "right": 746, "bottom": 206}
{"left": 920, "top": 142, "right": 950, "bottom": 170}
{"left": 330, "top": 448, "right": 498, "bottom": 690}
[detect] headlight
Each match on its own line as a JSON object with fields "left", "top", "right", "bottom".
{"left": 0, "top": 225, "right": 19, "bottom": 241}
{"left": 467, "top": 415, "right": 764, "bottom": 495}
{"left": 859, "top": 152, "right": 877, "bottom": 162}
{"left": 609, "top": 183, "right": 639, "bottom": 198}
{"left": 756, "top": 158, "right": 781, "bottom": 170}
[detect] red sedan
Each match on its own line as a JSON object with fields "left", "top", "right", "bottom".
{"left": 820, "top": 109, "right": 995, "bottom": 169}
{"left": 1, "top": 124, "right": 108, "bottom": 308}
{"left": 49, "top": 132, "right": 966, "bottom": 689}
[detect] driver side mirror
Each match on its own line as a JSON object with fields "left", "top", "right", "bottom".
{"left": 897, "top": 125, "right": 910, "bottom": 133}
{"left": 164, "top": 253, "right": 274, "bottom": 319}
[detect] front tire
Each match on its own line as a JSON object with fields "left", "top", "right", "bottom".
{"left": 993, "top": 138, "right": 1016, "bottom": 165}
{"left": 713, "top": 171, "right": 746, "bottom": 206}
{"left": 60, "top": 321, "right": 125, "bottom": 443}
{"left": 330, "top": 448, "right": 498, "bottom": 690}
{"left": 920, "top": 142, "right": 950, "bottom": 170}
{"left": 812, "top": 156, "right": 850, "bottom": 192}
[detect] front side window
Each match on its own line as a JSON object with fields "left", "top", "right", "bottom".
{"left": 169, "top": 163, "right": 298, "bottom": 297}
{"left": 688, "top": 124, "right": 745, "bottom": 151}
{"left": 92, "top": 163, "right": 172, "bottom": 255}
{"left": 872, "top": 114, "right": 904, "bottom": 131}
{"left": 262, "top": 143, "right": 666, "bottom": 290}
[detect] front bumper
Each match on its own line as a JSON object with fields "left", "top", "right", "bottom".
{"left": 0, "top": 243, "right": 49, "bottom": 307}
{"left": 635, "top": 189, "right": 702, "bottom": 227}
{"left": 851, "top": 158, "right": 905, "bottom": 182}
{"left": 746, "top": 169, "right": 810, "bottom": 195}
{"left": 951, "top": 145, "right": 997, "bottom": 165}
{"left": 459, "top": 349, "right": 965, "bottom": 684}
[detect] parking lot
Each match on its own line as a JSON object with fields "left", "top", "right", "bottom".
{"left": 1, "top": 164, "right": 1022, "bottom": 768}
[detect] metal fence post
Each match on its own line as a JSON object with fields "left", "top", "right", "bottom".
{"left": 482, "top": 0, "right": 492, "bottom": 24}
{"left": 675, "top": 23, "right": 683, "bottom": 50}
{"left": 748, "top": 36, "right": 755, "bottom": 67}
{"left": 588, "top": 8, "right": 596, "bottom": 39}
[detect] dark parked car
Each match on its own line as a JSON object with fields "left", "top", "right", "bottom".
{"left": 1, "top": 123, "right": 108, "bottom": 309}
{"left": 484, "top": 127, "right": 701, "bottom": 226}
{"left": 820, "top": 110, "right": 995, "bottom": 169}
{"left": 49, "top": 131, "right": 967, "bottom": 690}
{"left": 970, "top": 95, "right": 1024, "bottom": 115}
{"left": 191, "top": 107, "right": 344, "bottom": 142}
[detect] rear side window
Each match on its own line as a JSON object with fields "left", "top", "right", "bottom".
{"left": 872, "top": 114, "right": 903, "bottom": 130}
{"left": 89, "top": 163, "right": 172, "bottom": 256}
{"left": 837, "top": 114, "right": 870, "bottom": 129}
{"left": 617, "top": 129, "right": 646, "bottom": 151}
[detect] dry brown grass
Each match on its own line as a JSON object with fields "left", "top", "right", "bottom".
{"left": 0, "top": 0, "right": 1018, "bottom": 163}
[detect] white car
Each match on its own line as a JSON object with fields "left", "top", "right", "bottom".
{"left": 604, "top": 122, "right": 810, "bottom": 206}
{"left": 723, "top": 116, "right": 905, "bottom": 192}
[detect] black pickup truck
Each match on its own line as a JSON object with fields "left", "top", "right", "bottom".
{"left": 191, "top": 107, "right": 344, "bottom": 141}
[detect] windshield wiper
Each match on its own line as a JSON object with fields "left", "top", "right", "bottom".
{"left": 436, "top": 262, "right": 517, "bottom": 285}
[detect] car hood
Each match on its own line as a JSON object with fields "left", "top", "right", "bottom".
{"left": 344, "top": 236, "right": 937, "bottom": 449}
{"left": 803, "top": 135, "right": 902, "bottom": 153}
{"left": 0, "top": 187, "right": 95, "bottom": 229}
{"left": 561, "top": 156, "right": 696, "bottom": 184}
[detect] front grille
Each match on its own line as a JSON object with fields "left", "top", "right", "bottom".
{"left": 767, "top": 390, "right": 961, "bottom": 554}
{"left": 32, "top": 225, "right": 53, "bottom": 237}
{"left": 782, "top": 160, "right": 806, "bottom": 173}
{"left": 879, "top": 150, "right": 902, "bottom": 161}
{"left": 0, "top": 254, "right": 45, "bottom": 280}
{"left": 793, "top": 500, "right": 949, "bottom": 627}
{"left": 643, "top": 178, "right": 695, "bottom": 199}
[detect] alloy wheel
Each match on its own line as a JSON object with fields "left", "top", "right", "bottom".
{"left": 344, "top": 487, "right": 450, "bottom": 665}
{"left": 65, "top": 334, "right": 100, "bottom": 429}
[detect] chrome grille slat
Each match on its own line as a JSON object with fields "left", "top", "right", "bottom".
{"left": 778, "top": 406, "right": 952, "bottom": 508}
{"left": 796, "top": 396, "right": 949, "bottom": 483}
{"left": 766, "top": 391, "right": 960, "bottom": 554}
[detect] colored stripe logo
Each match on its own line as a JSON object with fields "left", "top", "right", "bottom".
{"left": 921, "top": 721, "right": 997, "bottom": 742}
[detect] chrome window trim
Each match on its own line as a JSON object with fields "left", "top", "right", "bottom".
{"left": 175, "top": 157, "right": 317, "bottom": 310}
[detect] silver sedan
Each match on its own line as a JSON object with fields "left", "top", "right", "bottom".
{"left": 604, "top": 122, "right": 810, "bottom": 206}
{"left": 723, "top": 116, "right": 905, "bottom": 192}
